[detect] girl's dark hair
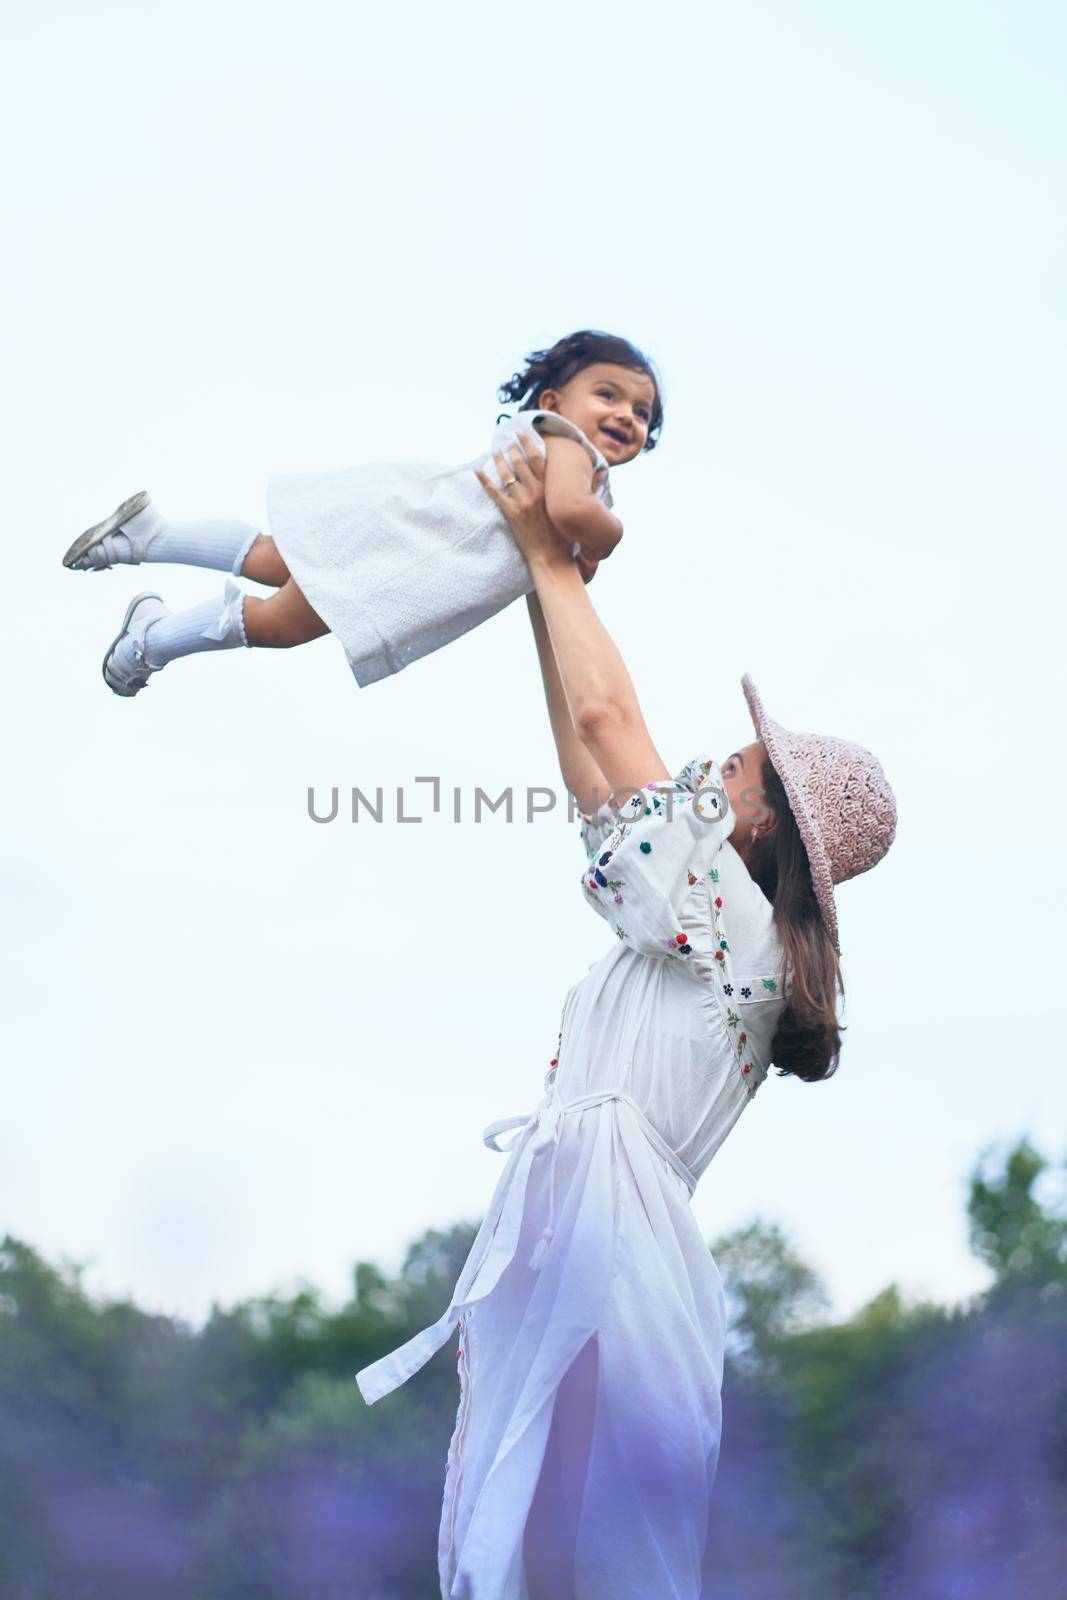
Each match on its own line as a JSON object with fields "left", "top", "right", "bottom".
{"left": 744, "top": 755, "right": 845, "bottom": 1084}
{"left": 498, "top": 330, "right": 664, "bottom": 450}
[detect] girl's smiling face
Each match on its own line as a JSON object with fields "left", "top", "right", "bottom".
{"left": 536, "top": 362, "right": 658, "bottom": 466}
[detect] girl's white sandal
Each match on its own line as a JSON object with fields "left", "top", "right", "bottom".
{"left": 101, "top": 591, "right": 168, "bottom": 697}
{"left": 62, "top": 491, "right": 152, "bottom": 570}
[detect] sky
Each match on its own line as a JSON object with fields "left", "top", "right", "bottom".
{"left": 1, "top": 0, "right": 1065, "bottom": 1332}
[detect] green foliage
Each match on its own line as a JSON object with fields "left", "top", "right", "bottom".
{"left": 711, "top": 1216, "right": 830, "bottom": 1376}
{"left": 767, "top": 1284, "right": 950, "bottom": 1593}
{"left": 967, "top": 1136, "right": 1067, "bottom": 1290}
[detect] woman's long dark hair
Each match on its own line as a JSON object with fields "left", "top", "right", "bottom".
{"left": 744, "top": 756, "right": 844, "bottom": 1083}
{"left": 498, "top": 330, "right": 664, "bottom": 450}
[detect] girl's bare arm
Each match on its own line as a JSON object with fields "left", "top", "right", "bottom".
{"left": 542, "top": 435, "right": 623, "bottom": 560}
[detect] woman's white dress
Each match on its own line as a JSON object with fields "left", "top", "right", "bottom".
{"left": 266, "top": 410, "right": 613, "bottom": 687}
{"left": 356, "top": 758, "right": 789, "bottom": 1599}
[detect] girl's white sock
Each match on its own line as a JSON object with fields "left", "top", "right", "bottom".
{"left": 140, "top": 579, "right": 249, "bottom": 669}
{"left": 104, "top": 505, "right": 260, "bottom": 574}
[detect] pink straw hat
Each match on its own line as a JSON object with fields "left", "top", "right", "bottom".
{"left": 740, "top": 673, "right": 897, "bottom": 955}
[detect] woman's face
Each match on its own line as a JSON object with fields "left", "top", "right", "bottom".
{"left": 720, "top": 742, "right": 774, "bottom": 848}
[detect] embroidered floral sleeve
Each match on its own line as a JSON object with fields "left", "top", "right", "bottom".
{"left": 579, "top": 800, "right": 620, "bottom": 862}
{"left": 579, "top": 757, "right": 735, "bottom": 963}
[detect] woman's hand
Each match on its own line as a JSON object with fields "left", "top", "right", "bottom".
{"left": 475, "top": 435, "right": 573, "bottom": 570}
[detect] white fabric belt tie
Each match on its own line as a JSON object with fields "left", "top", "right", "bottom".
{"left": 483, "top": 1089, "right": 698, "bottom": 1272}
{"left": 355, "top": 1087, "right": 699, "bottom": 1403}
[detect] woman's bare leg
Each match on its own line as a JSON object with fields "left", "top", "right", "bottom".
{"left": 523, "top": 1336, "right": 599, "bottom": 1599}
{"left": 239, "top": 535, "right": 291, "bottom": 587}
{"left": 242, "top": 576, "right": 330, "bottom": 647}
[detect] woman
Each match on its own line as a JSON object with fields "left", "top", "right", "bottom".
{"left": 356, "top": 438, "right": 898, "bottom": 1598}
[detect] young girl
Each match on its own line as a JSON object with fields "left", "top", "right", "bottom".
{"left": 61, "top": 330, "right": 663, "bottom": 696}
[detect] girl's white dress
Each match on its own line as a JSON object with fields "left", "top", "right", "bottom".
{"left": 356, "top": 759, "right": 789, "bottom": 1599}
{"left": 266, "top": 411, "right": 613, "bottom": 687}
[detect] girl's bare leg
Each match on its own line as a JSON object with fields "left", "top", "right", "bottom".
{"left": 242, "top": 577, "right": 330, "bottom": 647}
{"left": 239, "top": 535, "right": 291, "bottom": 588}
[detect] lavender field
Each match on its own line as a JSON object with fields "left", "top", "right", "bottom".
{"left": 2, "top": 1138, "right": 1064, "bottom": 1599}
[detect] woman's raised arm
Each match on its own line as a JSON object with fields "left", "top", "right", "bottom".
{"left": 477, "top": 438, "right": 671, "bottom": 799}
{"left": 525, "top": 591, "right": 613, "bottom": 816}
